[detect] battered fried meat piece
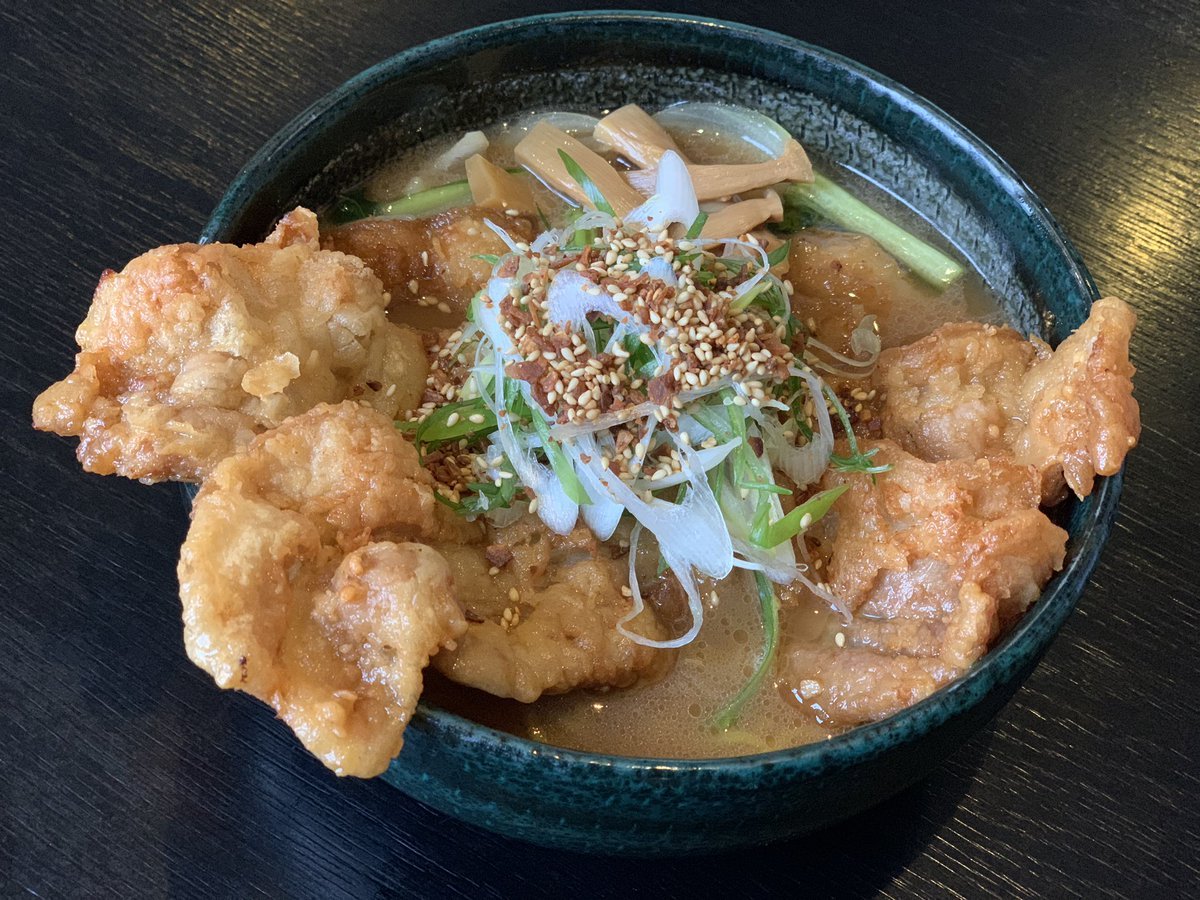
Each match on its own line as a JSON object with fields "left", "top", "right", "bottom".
{"left": 787, "top": 440, "right": 1066, "bottom": 726}
{"left": 874, "top": 321, "right": 1035, "bottom": 462}
{"left": 1012, "top": 298, "right": 1140, "bottom": 500}
{"left": 33, "top": 208, "right": 427, "bottom": 482}
{"left": 321, "top": 207, "right": 537, "bottom": 320}
{"left": 431, "top": 516, "right": 666, "bottom": 703}
{"left": 874, "top": 297, "right": 1139, "bottom": 500}
{"left": 178, "top": 402, "right": 473, "bottom": 777}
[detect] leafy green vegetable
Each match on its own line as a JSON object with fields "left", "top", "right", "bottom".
{"left": 685, "top": 212, "right": 708, "bottom": 240}
{"left": 460, "top": 462, "right": 522, "bottom": 516}
{"left": 590, "top": 316, "right": 616, "bottom": 352}
{"left": 713, "top": 571, "right": 779, "bottom": 730}
{"left": 472, "top": 253, "right": 500, "bottom": 266}
{"left": 621, "top": 334, "right": 658, "bottom": 380}
{"left": 435, "top": 456, "right": 522, "bottom": 517}
{"left": 557, "top": 150, "right": 615, "bottom": 215}
{"left": 777, "top": 174, "right": 964, "bottom": 288}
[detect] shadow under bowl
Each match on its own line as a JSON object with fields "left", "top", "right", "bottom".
{"left": 201, "top": 11, "right": 1122, "bottom": 856}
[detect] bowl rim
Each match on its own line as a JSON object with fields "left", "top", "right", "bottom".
{"left": 202, "top": 10, "right": 1123, "bottom": 777}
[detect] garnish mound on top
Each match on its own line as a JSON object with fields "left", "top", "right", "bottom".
{"left": 397, "top": 147, "right": 864, "bottom": 653}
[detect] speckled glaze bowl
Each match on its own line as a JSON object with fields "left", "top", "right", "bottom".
{"left": 202, "top": 12, "right": 1122, "bottom": 856}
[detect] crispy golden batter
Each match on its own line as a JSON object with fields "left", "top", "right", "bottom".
{"left": 874, "top": 297, "right": 1139, "bottom": 500}
{"left": 873, "top": 321, "right": 1035, "bottom": 462}
{"left": 1012, "top": 297, "right": 1140, "bottom": 500}
{"left": 178, "top": 402, "right": 470, "bottom": 777}
{"left": 788, "top": 440, "right": 1066, "bottom": 726}
{"left": 431, "top": 516, "right": 665, "bottom": 703}
{"left": 33, "top": 208, "right": 427, "bottom": 482}
{"left": 322, "top": 208, "right": 537, "bottom": 321}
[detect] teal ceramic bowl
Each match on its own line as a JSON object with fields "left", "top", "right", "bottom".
{"left": 201, "top": 12, "right": 1122, "bottom": 856}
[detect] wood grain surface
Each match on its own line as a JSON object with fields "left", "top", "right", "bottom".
{"left": 2, "top": 1, "right": 1197, "bottom": 896}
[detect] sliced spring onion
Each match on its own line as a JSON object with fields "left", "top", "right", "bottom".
{"left": 459, "top": 457, "right": 522, "bottom": 516}
{"left": 545, "top": 269, "right": 638, "bottom": 330}
{"left": 750, "top": 484, "right": 848, "bottom": 548}
{"left": 433, "top": 130, "right": 489, "bottom": 170}
{"left": 766, "top": 240, "right": 791, "bottom": 267}
{"left": 712, "top": 571, "right": 779, "bottom": 731}
{"left": 374, "top": 179, "right": 473, "bottom": 217}
{"left": 330, "top": 168, "right": 527, "bottom": 224}
{"left": 728, "top": 278, "right": 772, "bottom": 312}
{"left": 686, "top": 212, "right": 708, "bottom": 239}
{"left": 763, "top": 372, "right": 834, "bottom": 490}
{"left": 625, "top": 150, "right": 700, "bottom": 230}
{"left": 778, "top": 175, "right": 963, "bottom": 288}
{"left": 413, "top": 398, "right": 496, "bottom": 448}
{"left": 557, "top": 149, "right": 615, "bottom": 216}
{"left": 824, "top": 384, "right": 892, "bottom": 476}
{"left": 655, "top": 102, "right": 793, "bottom": 160}
{"left": 483, "top": 356, "right": 579, "bottom": 535}
{"left": 527, "top": 403, "right": 591, "bottom": 506}
{"left": 573, "top": 433, "right": 732, "bottom": 648}
{"left": 491, "top": 110, "right": 605, "bottom": 159}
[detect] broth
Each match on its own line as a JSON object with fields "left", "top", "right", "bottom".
{"left": 353, "top": 111, "right": 1005, "bottom": 758}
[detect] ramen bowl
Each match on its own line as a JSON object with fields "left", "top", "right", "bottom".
{"left": 201, "top": 11, "right": 1122, "bottom": 856}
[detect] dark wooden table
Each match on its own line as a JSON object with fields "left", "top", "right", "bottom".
{"left": 2, "top": 2, "right": 1196, "bottom": 896}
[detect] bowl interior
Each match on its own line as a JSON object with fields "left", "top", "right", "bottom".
{"left": 200, "top": 12, "right": 1121, "bottom": 852}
